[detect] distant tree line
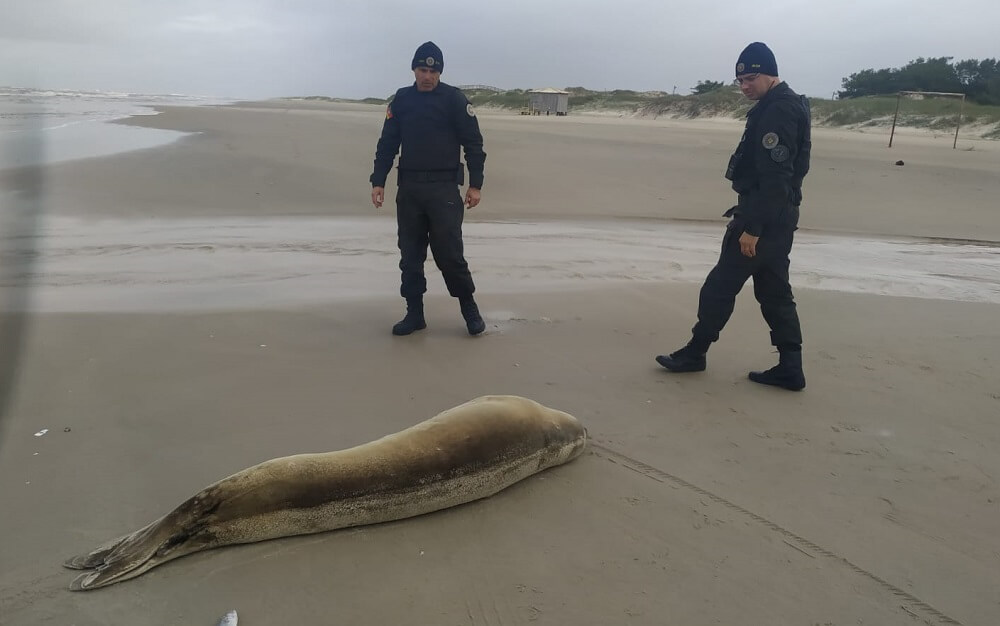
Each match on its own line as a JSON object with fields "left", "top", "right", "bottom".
{"left": 839, "top": 57, "right": 1000, "bottom": 104}
{"left": 691, "top": 80, "right": 727, "bottom": 95}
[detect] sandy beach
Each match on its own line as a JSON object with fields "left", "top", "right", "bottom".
{"left": 1, "top": 100, "right": 998, "bottom": 625}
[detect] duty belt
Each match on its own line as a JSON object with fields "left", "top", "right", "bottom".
{"left": 398, "top": 169, "right": 457, "bottom": 183}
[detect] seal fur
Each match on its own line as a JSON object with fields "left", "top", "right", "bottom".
{"left": 64, "top": 395, "right": 587, "bottom": 590}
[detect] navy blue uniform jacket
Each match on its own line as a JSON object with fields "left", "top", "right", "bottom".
{"left": 728, "top": 82, "right": 811, "bottom": 236}
{"left": 370, "top": 82, "right": 486, "bottom": 189}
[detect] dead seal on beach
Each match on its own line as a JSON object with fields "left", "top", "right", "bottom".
{"left": 64, "top": 395, "right": 587, "bottom": 590}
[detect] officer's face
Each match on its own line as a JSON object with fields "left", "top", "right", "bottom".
{"left": 736, "top": 73, "right": 773, "bottom": 101}
{"left": 413, "top": 67, "right": 441, "bottom": 92}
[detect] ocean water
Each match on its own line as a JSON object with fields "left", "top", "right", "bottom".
{"left": 0, "top": 86, "right": 233, "bottom": 170}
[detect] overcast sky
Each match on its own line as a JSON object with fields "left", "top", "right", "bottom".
{"left": 2, "top": 0, "right": 998, "bottom": 100}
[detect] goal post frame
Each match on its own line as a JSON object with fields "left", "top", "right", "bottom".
{"left": 888, "top": 90, "right": 966, "bottom": 149}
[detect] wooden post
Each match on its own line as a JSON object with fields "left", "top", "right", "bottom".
{"left": 953, "top": 94, "right": 965, "bottom": 149}
{"left": 889, "top": 92, "right": 902, "bottom": 148}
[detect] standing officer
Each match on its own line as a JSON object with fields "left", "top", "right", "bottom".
{"left": 370, "top": 41, "right": 487, "bottom": 336}
{"left": 655, "top": 42, "right": 811, "bottom": 390}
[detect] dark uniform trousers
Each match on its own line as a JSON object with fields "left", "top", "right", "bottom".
{"left": 692, "top": 207, "right": 802, "bottom": 352}
{"left": 396, "top": 180, "right": 475, "bottom": 300}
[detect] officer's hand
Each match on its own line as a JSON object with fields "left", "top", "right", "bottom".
{"left": 371, "top": 186, "right": 385, "bottom": 209}
{"left": 465, "top": 187, "right": 481, "bottom": 209}
{"left": 738, "top": 232, "right": 759, "bottom": 258}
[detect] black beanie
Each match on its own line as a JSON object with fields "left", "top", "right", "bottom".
{"left": 735, "top": 42, "right": 778, "bottom": 77}
{"left": 412, "top": 41, "right": 444, "bottom": 73}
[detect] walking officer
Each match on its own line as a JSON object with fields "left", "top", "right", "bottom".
{"left": 655, "top": 42, "right": 812, "bottom": 390}
{"left": 370, "top": 41, "right": 488, "bottom": 336}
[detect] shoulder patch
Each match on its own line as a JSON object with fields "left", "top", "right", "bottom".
{"left": 771, "top": 144, "right": 790, "bottom": 162}
{"left": 385, "top": 105, "right": 393, "bottom": 120}
{"left": 467, "top": 103, "right": 476, "bottom": 117}
{"left": 762, "top": 132, "right": 779, "bottom": 149}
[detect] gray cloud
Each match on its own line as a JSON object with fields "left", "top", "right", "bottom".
{"left": 1, "top": 0, "right": 997, "bottom": 99}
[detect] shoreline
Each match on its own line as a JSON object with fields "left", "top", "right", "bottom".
{"left": 0, "top": 88, "right": 234, "bottom": 170}
{"left": 4, "top": 215, "right": 998, "bottom": 314}
{"left": 0, "top": 114, "right": 191, "bottom": 170}
{"left": 2, "top": 96, "right": 994, "bottom": 177}
{"left": 3, "top": 99, "right": 998, "bottom": 242}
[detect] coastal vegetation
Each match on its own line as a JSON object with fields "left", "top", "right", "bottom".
{"left": 296, "top": 58, "right": 1000, "bottom": 138}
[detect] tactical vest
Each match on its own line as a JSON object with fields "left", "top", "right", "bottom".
{"left": 725, "top": 91, "right": 811, "bottom": 204}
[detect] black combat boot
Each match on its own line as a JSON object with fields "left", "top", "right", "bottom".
{"left": 459, "top": 297, "right": 486, "bottom": 336}
{"left": 655, "top": 343, "right": 707, "bottom": 372}
{"left": 748, "top": 350, "right": 806, "bottom": 391}
{"left": 392, "top": 297, "right": 426, "bottom": 336}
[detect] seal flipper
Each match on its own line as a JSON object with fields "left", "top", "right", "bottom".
{"left": 67, "top": 527, "right": 183, "bottom": 590}
{"left": 63, "top": 537, "right": 125, "bottom": 570}
{"left": 66, "top": 492, "right": 226, "bottom": 590}
{"left": 63, "top": 518, "right": 161, "bottom": 570}
{"left": 69, "top": 548, "right": 166, "bottom": 590}
{"left": 68, "top": 522, "right": 221, "bottom": 590}
{"left": 64, "top": 519, "right": 169, "bottom": 590}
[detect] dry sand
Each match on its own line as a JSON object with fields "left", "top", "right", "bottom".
{"left": 1, "top": 100, "right": 998, "bottom": 625}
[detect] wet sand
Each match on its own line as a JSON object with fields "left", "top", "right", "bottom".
{"left": 5, "top": 216, "right": 999, "bottom": 313}
{"left": 1, "top": 101, "right": 999, "bottom": 625}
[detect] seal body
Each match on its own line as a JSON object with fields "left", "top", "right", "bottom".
{"left": 65, "top": 395, "right": 587, "bottom": 590}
